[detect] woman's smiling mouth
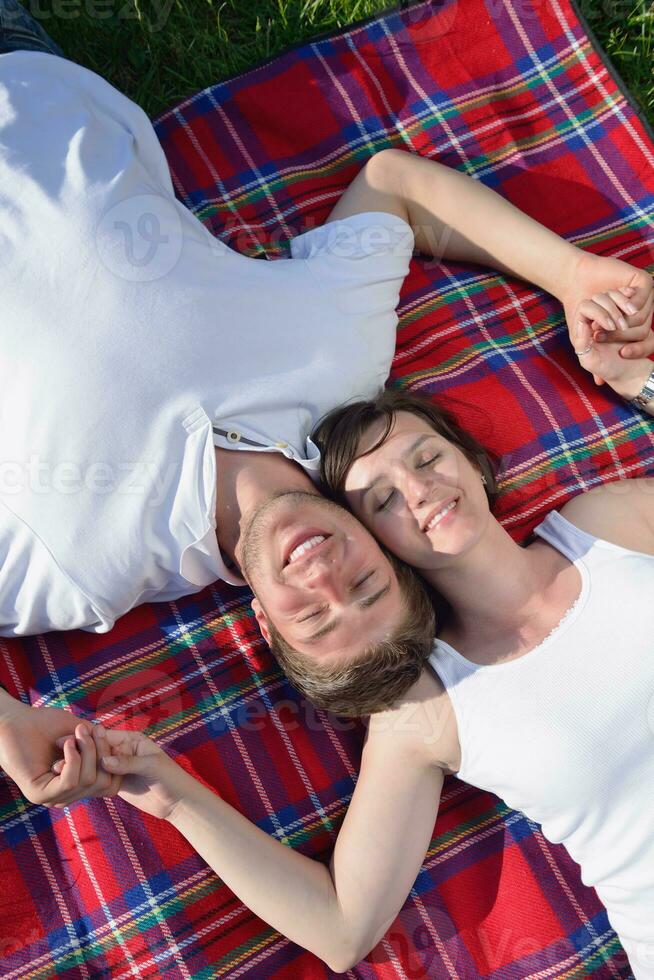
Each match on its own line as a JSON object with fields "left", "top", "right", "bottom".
{"left": 423, "top": 498, "right": 458, "bottom": 532}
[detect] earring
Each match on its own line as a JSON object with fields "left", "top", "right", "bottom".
{"left": 480, "top": 473, "right": 487, "bottom": 486}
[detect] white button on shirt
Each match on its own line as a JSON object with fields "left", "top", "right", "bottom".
{"left": 0, "top": 50, "right": 414, "bottom": 635}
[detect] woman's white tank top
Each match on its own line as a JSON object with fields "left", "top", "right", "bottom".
{"left": 428, "top": 510, "right": 654, "bottom": 973}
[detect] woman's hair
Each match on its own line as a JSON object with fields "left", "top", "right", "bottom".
{"left": 267, "top": 546, "right": 436, "bottom": 718}
{"left": 312, "top": 387, "right": 499, "bottom": 506}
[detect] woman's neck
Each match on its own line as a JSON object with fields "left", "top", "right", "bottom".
{"left": 422, "top": 518, "right": 558, "bottom": 641}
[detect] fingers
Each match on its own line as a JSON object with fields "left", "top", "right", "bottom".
{"left": 91, "top": 724, "right": 122, "bottom": 796}
{"left": 50, "top": 723, "right": 122, "bottom": 803}
{"left": 52, "top": 735, "right": 82, "bottom": 797}
{"left": 102, "top": 727, "right": 132, "bottom": 748}
{"left": 100, "top": 745, "right": 150, "bottom": 777}
{"left": 92, "top": 723, "right": 110, "bottom": 763}
{"left": 589, "top": 291, "right": 634, "bottom": 330}
{"left": 574, "top": 317, "right": 593, "bottom": 349}
{"left": 572, "top": 321, "right": 606, "bottom": 383}
{"left": 620, "top": 270, "right": 654, "bottom": 311}
{"left": 583, "top": 289, "right": 645, "bottom": 331}
{"left": 582, "top": 287, "right": 653, "bottom": 354}
{"left": 76, "top": 724, "right": 97, "bottom": 789}
{"left": 595, "top": 330, "right": 654, "bottom": 360}
{"left": 578, "top": 298, "right": 617, "bottom": 334}
{"left": 619, "top": 330, "right": 654, "bottom": 360}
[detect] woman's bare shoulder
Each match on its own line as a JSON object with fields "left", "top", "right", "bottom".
{"left": 558, "top": 478, "right": 654, "bottom": 555}
{"left": 363, "top": 666, "right": 460, "bottom": 775}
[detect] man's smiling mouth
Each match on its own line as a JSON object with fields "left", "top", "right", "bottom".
{"left": 283, "top": 532, "right": 332, "bottom": 567}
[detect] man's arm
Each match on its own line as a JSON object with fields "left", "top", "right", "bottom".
{"left": 167, "top": 721, "right": 445, "bottom": 971}
{"left": 328, "top": 149, "right": 654, "bottom": 358}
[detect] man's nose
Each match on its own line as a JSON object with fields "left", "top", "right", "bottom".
{"left": 304, "top": 559, "right": 346, "bottom": 603}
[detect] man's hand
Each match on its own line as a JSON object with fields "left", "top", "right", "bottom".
{"left": 53, "top": 726, "right": 188, "bottom": 821}
{"left": 0, "top": 692, "right": 121, "bottom": 807}
{"left": 561, "top": 251, "right": 654, "bottom": 373}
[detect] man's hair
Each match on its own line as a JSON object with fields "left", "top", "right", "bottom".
{"left": 312, "top": 387, "right": 499, "bottom": 506}
{"left": 267, "top": 547, "right": 436, "bottom": 718}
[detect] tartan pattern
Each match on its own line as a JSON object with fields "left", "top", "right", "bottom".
{"left": 1, "top": 0, "right": 653, "bottom": 975}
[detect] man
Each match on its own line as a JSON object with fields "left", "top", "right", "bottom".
{"left": 0, "top": 0, "right": 653, "bottom": 808}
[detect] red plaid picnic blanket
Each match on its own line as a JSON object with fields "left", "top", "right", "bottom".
{"left": 2, "top": 0, "right": 653, "bottom": 976}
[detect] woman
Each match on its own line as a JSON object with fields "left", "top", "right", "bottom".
{"left": 50, "top": 291, "right": 654, "bottom": 976}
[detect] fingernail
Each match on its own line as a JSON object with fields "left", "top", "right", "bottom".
{"left": 626, "top": 303, "right": 638, "bottom": 314}
{"left": 606, "top": 318, "right": 616, "bottom": 330}
{"left": 96, "top": 724, "right": 105, "bottom": 736}
{"left": 103, "top": 756, "right": 118, "bottom": 768}
{"left": 618, "top": 316, "right": 628, "bottom": 329}
{"left": 596, "top": 331, "right": 607, "bottom": 342}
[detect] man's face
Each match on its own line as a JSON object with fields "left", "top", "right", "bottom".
{"left": 242, "top": 490, "right": 404, "bottom": 661}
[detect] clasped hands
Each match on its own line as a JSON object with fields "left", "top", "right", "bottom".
{"left": 48, "top": 722, "right": 184, "bottom": 821}
{"left": 0, "top": 697, "right": 183, "bottom": 821}
{"left": 560, "top": 250, "right": 654, "bottom": 391}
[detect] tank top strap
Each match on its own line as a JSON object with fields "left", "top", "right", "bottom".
{"left": 531, "top": 509, "right": 597, "bottom": 563}
{"left": 428, "top": 638, "right": 476, "bottom": 685}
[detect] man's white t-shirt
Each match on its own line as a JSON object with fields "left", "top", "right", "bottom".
{"left": 0, "top": 50, "right": 415, "bottom": 636}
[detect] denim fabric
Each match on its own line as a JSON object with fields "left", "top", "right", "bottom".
{"left": 0, "top": 0, "right": 65, "bottom": 57}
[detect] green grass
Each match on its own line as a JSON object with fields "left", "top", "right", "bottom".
{"left": 579, "top": 0, "right": 653, "bottom": 127}
{"left": 26, "top": 0, "right": 654, "bottom": 123}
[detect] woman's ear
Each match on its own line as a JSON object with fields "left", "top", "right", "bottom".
{"left": 250, "top": 598, "right": 272, "bottom": 644}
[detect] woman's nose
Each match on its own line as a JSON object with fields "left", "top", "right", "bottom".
{"left": 402, "top": 470, "right": 430, "bottom": 509}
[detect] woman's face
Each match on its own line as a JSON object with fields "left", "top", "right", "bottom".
{"left": 342, "top": 411, "right": 491, "bottom": 571}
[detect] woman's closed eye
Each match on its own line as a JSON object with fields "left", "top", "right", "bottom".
{"left": 375, "top": 455, "right": 441, "bottom": 512}
{"left": 376, "top": 489, "right": 395, "bottom": 513}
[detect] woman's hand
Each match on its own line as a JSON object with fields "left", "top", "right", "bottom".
{"left": 97, "top": 727, "right": 188, "bottom": 820}
{"left": 561, "top": 251, "right": 654, "bottom": 368}
{"left": 572, "top": 316, "right": 654, "bottom": 400}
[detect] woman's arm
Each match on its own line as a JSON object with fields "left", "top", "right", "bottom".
{"left": 168, "top": 722, "right": 444, "bottom": 971}
{"left": 76, "top": 686, "right": 449, "bottom": 973}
